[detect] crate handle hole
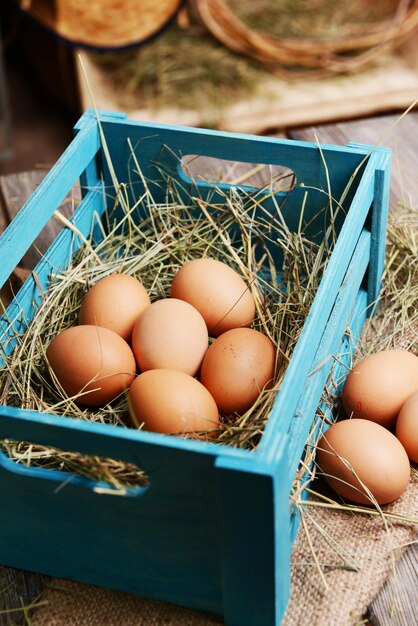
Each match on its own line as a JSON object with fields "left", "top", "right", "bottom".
{"left": 179, "top": 155, "right": 296, "bottom": 193}
{"left": 0, "top": 447, "right": 150, "bottom": 498}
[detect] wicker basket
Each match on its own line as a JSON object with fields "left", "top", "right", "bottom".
{"left": 192, "top": 0, "right": 418, "bottom": 74}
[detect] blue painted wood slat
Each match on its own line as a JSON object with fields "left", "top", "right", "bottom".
{"left": 0, "top": 116, "right": 100, "bottom": 289}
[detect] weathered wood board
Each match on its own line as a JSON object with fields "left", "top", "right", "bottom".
{"left": 368, "top": 542, "right": 418, "bottom": 626}
{"left": 76, "top": 37, "right": 418, "bottom": 134}
{"left": 290, "top": 112, "right": 418, "bottom": 210}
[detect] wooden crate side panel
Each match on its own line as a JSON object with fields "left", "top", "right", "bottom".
{"left": 99, "top": 113, "right": 367, "bottom": 178}
{"left": 256, "top": 153, "right": 382, "bottom": 462}
{"left": 97, "top": 115, "right": 366, "bottom": 217}
{"left": 285, "top": 229, "right": 371, "bottom": 487}
{"left": 288, "top": 287, "right": 369, "bottom": 545}
{"left": 0, "top": 407, "right": 229, "bottom": 612}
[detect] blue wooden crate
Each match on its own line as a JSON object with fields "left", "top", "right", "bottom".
{"left": 0, "top": 110, "right": 390, "bottom": 626}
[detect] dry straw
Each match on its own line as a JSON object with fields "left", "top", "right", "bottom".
{"left": 359, "top": 203, "right": 418, "bottom": 354}
{"left": 92, "top": 20, "right": 269, "bottom": 114}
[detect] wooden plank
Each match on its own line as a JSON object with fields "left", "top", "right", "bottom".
{"left": 0, "top": 566, "right": 49, "bottom": 626}
{"left": 291, "top": 116, "right": 418, "bottom": 626}
{"left": 76, "top": 38, "right": 418, "bottom": 134}
{"left": 368, "top": 543, "right": 418, "bottom": 626}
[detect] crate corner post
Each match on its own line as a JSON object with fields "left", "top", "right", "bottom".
{"left": 347, "top": 142, "right": 392, "bottom": 310}
{"left": 215, "top": 452, "right": 291, "bottom": 626}
{"left": 368, "top": 147, "right": 391, "bottom": 309}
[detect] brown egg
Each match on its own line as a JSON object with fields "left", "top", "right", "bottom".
{"left": 79, "top": 273, "right": 150, "bottom": 342}
{"left": 46, "top": 325, "right": 136, "bottom": 406}
{"left": 396, "top": 390, "right": 418, "bottom": 463}
{"left": 341, "top": 350, "right": 418, "bottom": 428}
{"left": 200, "top": 327, "right": 276, "bottom": 415}
{"left": 128, "top": 369, "right": 219, "bottom": 437}
{"left": 316, "top": 419, "right": 410, "bottom": 505}
{"left": 131, "top": 298, "right": 208, "bottom": 376}
{"left": 171, "top": 257, "right": 255, "bottom": 336}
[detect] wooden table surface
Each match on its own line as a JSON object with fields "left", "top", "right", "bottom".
{"left": 0, "top": 112, "right": 417, "bottom": 625}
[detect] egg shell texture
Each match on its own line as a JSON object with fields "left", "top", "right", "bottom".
{"left": 396, "top": 390, "right": 418, "bottom": 463}
{"left": 171, "top": 257, "right": 255, "bottom": 337}
{"left": 79, "top": 273, "right": 150, "bottom": 342}
{"left": 131, "top": 298, "right": 209, "bottom": 376}
{"left": 200, "top": 327, "right": 276, "bottom": 415}
{"left": 342, "top": 349, "right": 418, "bottom": 428}
{"left": 128, "top": 369, "right": 219, "bottom": 436}
{"left": 46, "top": 325, "right": 136, "bottom": 406}
{"left": 317, "top": 418, "right": 410, "bottom": 505}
